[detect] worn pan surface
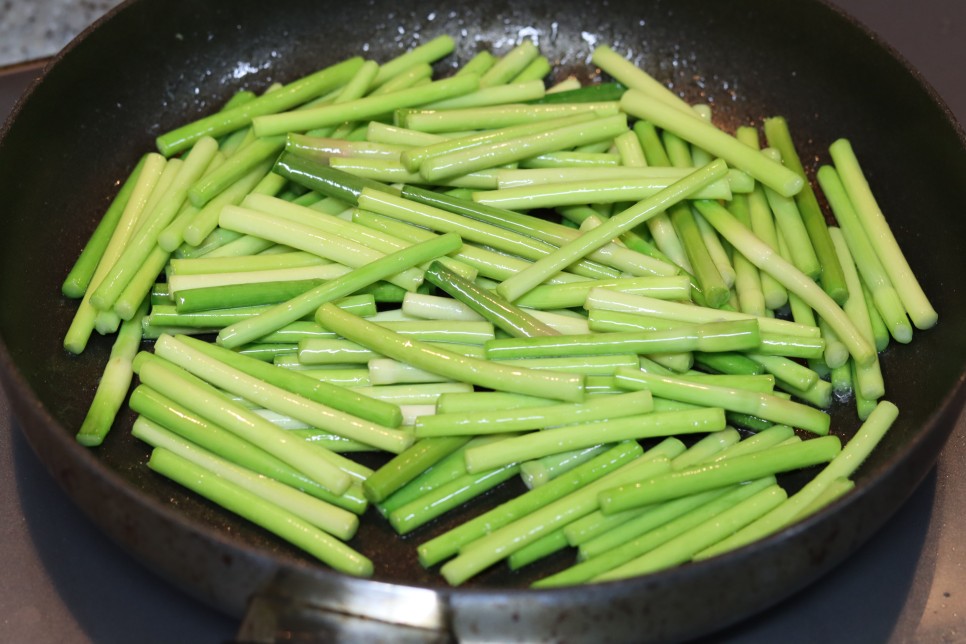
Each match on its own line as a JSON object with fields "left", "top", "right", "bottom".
{"left": 2, "top": 0, "right": 965, "bottom": 640}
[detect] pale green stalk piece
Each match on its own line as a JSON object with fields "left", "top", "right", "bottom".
{"left": 614, "top": 368, "right": 830, "bottom": 435}
{"left": 760, "top": 148, "right": 821, "bottom": 278}
{"left": 464, "top": 408, "right": 725, "bottom": 472}
{"left": 480, "top": 40, "right": 540, "bottom": 87}
{"left": 147, "top": 448, "right": 372, "bottom": 576}
{"left": 496, "top": 159, "right": 729, "bottom": 302}
{"left": 621, "top": 90, "right": 803, "bottom": 197}
{"left": 153, "top": 335, "right": 412, "bottom": 453}
{"left": 419, "top": 114, "right": 629, "bottom": 182}
{"left": 253, "top": 74, "right": 480, "bottom": 137}
{"left": 75, "top": 302, "right": 147, "bottom": 446}
{"left": 598, "top": 435, "right": 841, "bottom": 515}
{"left": 317, "top": 303, "right": 585, "bottom": 402}
{"left": 583, "top": 288, "right": 820, "bottom": 339}
{"left": 65, "top": 154, "right": 167, "bottom": 352}
{"left": 91, "top": 137, "right": 220, "bottom": 313}
{"left": 133, "top": 417, "right": 358, "bottom": 539}
{"left": 399, "top": 102, "right": 620, "bottom": 133}
{"left": 414, "top": 390, "right": 653, "bottom": 438}
{"left": 591, "top": 44, "right": 696, "bottom": 117}
{"left": 693, "top": 200, "right": 876, "bottom": 368}
{"left": 417, "top": 442, "right": 644, "bottom": 567}
{"left": 828, "top": 139, "right": 937, "bottom": 330}
{"left": 134, "top": 352, "right": 353, "bottom": 495}
{"left": 594, "top": 484, "right": 786, "bottom": 582}
{"left": 696, "top": 400, "right": 898, "bottom": 559}
{"left": 216, "top": 232, "right": 462, "bottom": 348}
{"left": 440, "top": 448, "right": 674, "bottom": 585}
{"left": 829, "top": 227, "right": 885, "bottom": 401}
{"left": 816, "top": 164, "right": 913, "bottom": 343}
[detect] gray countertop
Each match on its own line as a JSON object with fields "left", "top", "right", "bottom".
{"left": 1, "top": 1, "right": 964, "bottom": 642}
{"left": 0, "top": 0, "right": 122, "bottom": 66}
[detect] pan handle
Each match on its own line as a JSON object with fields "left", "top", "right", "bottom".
{"left": 235, "top": 570, "right": 455, "bottom": 643}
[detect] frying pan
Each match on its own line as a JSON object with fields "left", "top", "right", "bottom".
{"left": 1, "top": 0, "right": 964, "bottom": 641}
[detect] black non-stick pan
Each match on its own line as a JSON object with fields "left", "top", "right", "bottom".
{"left": 2, "top": 0, "right": 965, "bottom": 641}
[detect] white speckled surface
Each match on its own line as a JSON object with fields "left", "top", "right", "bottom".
{"left": 0, "top": 0, "right": 123, "bottom": 66}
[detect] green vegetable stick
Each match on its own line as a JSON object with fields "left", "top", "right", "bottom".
{"left": 363, "top": 436, "right": 471, "bottom": 503}
{"left": 216, "top": 232, "right": 462, "bottom": 348}
{"left": 598, "top": 435, "right": 841, "bottom": 515}
{"left": 154, "top": 334, "right": 412, "bottom": 453}
{"left": 614, "top": 368, "right": 830, "bottom": 435}
{"left": 418, "top": 441, "right": 644, "bottom": 568}
{"left": 473, "top": 176, "right": 731, "bottom": 210}
{"left": 862, "top": 282, "right": 891, "bottom": 352}
{"left": 419, "top": 113, "right": 630, "bottom": 182}
{"left": 426, "top": 79, "right": 546, "bottom": 110}
{"left": 455, "top": 51, "right": 496, "bottom": 77}
{"left": 692, "top": 199, "right": 876, "bottom": 368}
{"left": 514, "top": 276, "right": 691, "bottom": 310}
{"left": 371, "top": 35, "right": 455, "bottom": 87}
{"left": 760, "top": 148, "right": 821, "bottom": 279}
{"left": 401, "top": 113, "right": 596, "bottom": 173}
{"left": 64, "top": 154, "right": 167, "bottom": 353}
{"left": 398, "top": 102, "right": 620, "bottom": 133}
{"left": 253, "top": 74, "right": 480, "bottom": 137}
{"left": 591, "top": 44, "right": 695, "bottom": 117}
{"left": 147, "top": 447, "right": 372, "bottom": 576}
{"left": 464, "top": 408, "right": 725, "bottom": 473}
{"left": 497, "top": 159, "right": 729, "bottom": 302}
{"left": 816, "top": 164, "right": 912, "bottom": 343}
{"left": 440, "top": 451, "right": 672, "bottom": 585}
{"left": 696, "top": 400, "right": 898, "bottom": 559}
{"left": 129, "top": 385, "right": 367, "bottom": 513}
{"left": 134, "top": 352, "right": 353, "bottom": 495}
{"left": 583, "top": 288, "right": 819, "bottom": 338}
{"left": 595, "top": 484, "right": 787, "bottom": 581}
{"left": 63, "top": 155, "right": 147, "bottom": 298}
{"left": 763, "top": 116, "right": 848, "bottom": 304}
{"left": 75, "top": 301, "right": 147, "bottom": 446}
{"left": 178, "top": 336, "right": 402, "bottom": 427}
{"left": 479, "top": 40, "right": 540, "bottom": 87}
{"left": 414, "top": 390, "right": 653, "bottom": 438}
{"left": 156, "top": 56, "right": 365, "bottom": 155}
{"left": 829, "top": 227, "right": 885, "bottom": 401}
{"left": 424, "top": 261, "right": 559, "bottom": 338}
{"left": 620, "top": 90, "right": 803, "bottom": 197}
{"left": 483, "top": 319, "right": 761, "bottom": 360}
{"left": 92, "top": 137, "right": 220, "bottom": 312}
{"left": 218, "top": 205, "right": 424, "bottom": 290}
{"left": 133, "top": 417, "right": 358, "bottom": 539}
{"left": 828, "top": 139, "right": 937, "bottom": 329}
{"left": 387, "top": 464, "right": 521, "bottom": 535}
{"left": 519, "top": 444, "right": 617, "bottom": 489}
{"left": 187, "top": 136, "right": 285, "bottom": 209}
{"left": 316, "top": 303, "right": 585, "bottom": 402}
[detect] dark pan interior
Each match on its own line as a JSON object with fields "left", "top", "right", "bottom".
{"left": 1, "top": 0, "right": 965, "bottom": 640}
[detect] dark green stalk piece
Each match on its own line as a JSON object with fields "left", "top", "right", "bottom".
{"left": 529, "top": 83, "right": 627, "bottom": 104}
{"left": 424, "top": 261, "right": 559, "bottom": 338}
{"left": 363, "top": 436, "right": 471, "bottom": 503}
{"left": 274, "top": 152, "right": 400, "bottom": 206}
{"left": 764, "top": 116, "right": 848, "bottom": 304}
{"left": 175, "top": 279, "right": 323, "bottom": 313}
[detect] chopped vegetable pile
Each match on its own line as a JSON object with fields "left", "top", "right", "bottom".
{"left": 61, "top": 34, "right": 936, "bottom": 586}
